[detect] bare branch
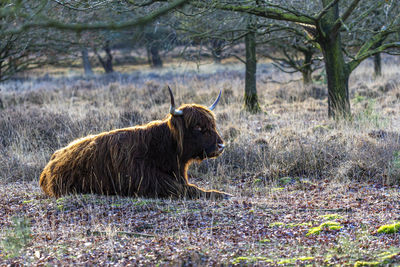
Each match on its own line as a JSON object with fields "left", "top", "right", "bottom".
{"left": 51, "top": 0, "right": 116, "bottom": 11}
{"left": 230, "top": 54, "right": 246, "bottom": 64}
{"left": 331, "top": 0, "right": 362, "bottom": 36}
{"left": 346, "top": 1, "right": 383, "bottom": 30}
{"left": 271, "top": 62, "right": 299, "bottom": 73}
{"left": 189, "top": 1, "right": 316, "bottom": 25}
{"left": 349, "top": 41, "right": 400, "bottom": 71}
{"left": 1, "top": 0, "right": 188, "bottom": 36}
{"left": 262, "top": 78, "right": 302, "bottom": 84}
{"left": 315, "top": 0, "right": 340, "bottom": 21}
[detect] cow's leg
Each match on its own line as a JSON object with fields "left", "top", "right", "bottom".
{"left": 155, "top": 172, "right": 232, "bottom": 199}
{"left": 156, "top": 178, "right": 230, "bottom": 200}
{"left": 184, "top": 184, "right": 232, "bottom": 200}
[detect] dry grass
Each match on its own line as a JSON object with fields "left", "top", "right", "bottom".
{"left": 1, "top": 56, "right": 400, "bottom": 265}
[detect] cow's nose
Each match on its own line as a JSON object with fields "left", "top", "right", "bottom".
{"left": 217, "top": 143, "right": 225, "bottom": 152}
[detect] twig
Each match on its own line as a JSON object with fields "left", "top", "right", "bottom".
{"left": 86, "top": 230, "right": 155, "bottom": 238}
{"left": 261, "top": 78, "right": 302, "bottom": 85}
{"left": 297, "top": 208, "right": 353, "bottom": 212}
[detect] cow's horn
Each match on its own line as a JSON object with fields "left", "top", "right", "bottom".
{"left": 209, "top": 90, "right": 222, "bottom": 111}
{"left": 168, "top": 86, "right": 183, "bottom": 116}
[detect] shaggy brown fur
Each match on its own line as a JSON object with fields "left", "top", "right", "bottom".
{"left": 39, "top": 95, "right": 230, "bottom": 199}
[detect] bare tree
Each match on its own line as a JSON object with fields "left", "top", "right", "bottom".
{"left": 174, "top": 8, "right": 263, "bottom": 112}
{"left": 189, "top": 0, "right": 400, "bottom": 118}
{"left": 244, "top": 15, "right": 260, "bottom": 113}
{"left": 1, "top": 0, "right": 188, "bottom": 36}
{"left": 94, "top": 40, "right": 114, "bottom": 73}
{"left": 81, "top": 47, "right": 93, "bottom": 75}
{"left": 3, "top": 0, "right": 399, "bottom": 119}
{"left": 260, "top": 27, "right": 322, "bottom": 85}
{"left": 0, "top": 0, "right": 188, "bottom": 80}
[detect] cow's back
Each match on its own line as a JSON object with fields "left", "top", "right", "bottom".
{"left": 39, "top": 125, "right": 162, "bottom": 197}
{"left": 39, "top": 135, "right": 101, "bottom": 197}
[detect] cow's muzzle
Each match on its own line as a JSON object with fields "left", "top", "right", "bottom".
{"left": 208, "top": 143, "right": 225, "bottom": 158}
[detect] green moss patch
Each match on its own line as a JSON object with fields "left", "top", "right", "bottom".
{"left": 269, "top": 222, "right": 285, "bottom": 227}
{"left": 306, "top": 221, "right": 342, "bottom": 236}
{"left": 232, "top": 256, "right": 314, "bottom": 265}
{"left": 318, "top": 214, "right": 343, "bottom": 220}
{"left": 287, "top": 222, "right": 313, "bottom": 227}
{"left": 377, "top": 222, "right": 400, "bottom": 234}
{"left": 277, "top": 256, "right": 314, "bottom": 265}
{"left": 269, "top": 221, "right": 312, "bottom": 228}
{"left": 354, "top": 260, "right": 381, "bottom": 267}
{"left": 354, "top": 251, "right": 400, "bottom": 266}
{"left": 232, "top": 256, "right": 273, "bottom": 264}
{"left": 278, "top": 176, "right": 293, "bottom": 186}
{"left": 271, "top": 187, "right": 285, "bottom": 192}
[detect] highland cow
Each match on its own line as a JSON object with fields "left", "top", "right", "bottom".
{"left": 39, "top": 87, "right": 231, "bottom": 199}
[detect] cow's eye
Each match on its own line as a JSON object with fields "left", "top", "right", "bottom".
{"left": 194, "top": 125, "right": 202, "bottom": 132}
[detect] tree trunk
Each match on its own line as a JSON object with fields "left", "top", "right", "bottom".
{"left": 372, "top": 21, "right": 383, "bottom": 78}
{"left": 103, "top": 41, "right": 114, "bottom": 73}
{"left": 146, "top": 46, "right": 152, "bottom": 66}
{"left": 301, "top": 50, "right": 313, "bottom": 85}
{"left": 244, "top": 16, "right": 260, "bottom": 113}
{"left": 211, "top": 39, "right": 223, "bottom": 63}
{"left": 148, "top": 43, "right": 163, "bottom": 68}
{"left": 320, "top": 37, "right": 350, "bottom": 118}
{"left": 96, "top": 41, "right": 113, "bottom": 73}
{"left": 81, "top": 48, "right": 93, "bottom": 75}
{"left": 302, "top": 71, "right": 312, "bottom": 85}
{"left": 373, "top": 52, "right": 382, "bottom": 77}
{"left": 319, "top": 0, "right": 351, "bottom": 118}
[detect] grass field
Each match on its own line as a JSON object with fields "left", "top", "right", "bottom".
{"left": 1, "top": 57, "right": 400, "bottom": 265}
